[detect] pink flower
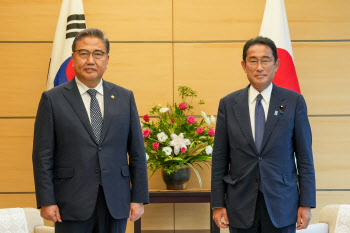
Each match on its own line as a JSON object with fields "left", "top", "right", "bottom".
{"left": 143, "top": 129, "right": 150, "bottom": 137}
{"left": 152, "top": 142, "right": 159, "bottom": 150}
{"left": 171, "top": 118, "right": 176, "bottom": 123}
{"left": 179, "top": 103, "right": 187, "bottom": 110}
{"left": 196, "top": 127, "right": 204, "bottom": 134}
{"left": 187, "top": 116, "right": 195, "bottom": 124}
{"left": 142, "top": 114, "right": 150, "bottom": 122}
{"left": 208, "top": 128, "right": 215, "bottom": 136}
{"left": 181, "top": 147, "right": 187, "bottom": 153}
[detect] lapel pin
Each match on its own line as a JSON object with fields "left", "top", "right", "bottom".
{"left": 274, "top": 110, "right": 278, "bottom": 116}
{"left": 111, "top": 95, "right": 115, "bottom": 99}
{"left": 279, "top": 105, "right": 285, "bottom": 114}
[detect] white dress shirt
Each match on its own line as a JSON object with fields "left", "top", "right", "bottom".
{"left": 248, "top": 83, "right": 272, "bottom": 141}
{"left": 75, "top": 77, "right": 104, "bottom": 122}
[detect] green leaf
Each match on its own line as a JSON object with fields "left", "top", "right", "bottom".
{"left": 164, "top": 156, "right": 184, "bottom": 162}
{"left": 188, "top": 155, "right": 212, "bottom": 162}
{"left": 188, "top": 164, "right": 202, "bottom": 188}
{"left": 188, "top": 143, "right": 207, "bottom": 156}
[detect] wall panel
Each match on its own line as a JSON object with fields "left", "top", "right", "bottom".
{"left": 0, "top": 119, "right": 35, "bottom": 192}
{"left": 173, "top": 0, "right": 350, "bottom": 41}
{"left": 85, "top": 0, "right": 172, "bottom": 41}
{"left": 173, "top": 0, "right": 264, "bottom": 41}
{"left": 294, "top": 42, "right": 350, "bottom": 115}
{"left": 0, "top": 43, "right": 172, "bottom": 117}
{"left": 310, "top": 117, "right": 350, "bottom": 189}
{"left": 0, "top": 0, "right": 60, "bottom": 41}
{"left": 174, "top": 42, "right": 350, "bottom": 115}
{"left": 142, "top": 204, "right": 175, "bottom": 230}
{"left": 173, "top": 43, "right": 247, "bottom": 115}
{"left": 0, "top": 0, "right": 172, "bottom": 41}
{"left": 0, "top": 194, "right": 36, "bottom": 209}
{"left": 286, "top": 0, "right": 350, "bottom": 40}
{"left": 106, "top": 43, "right": 173, "bottom": 114}
{"left": 0, "top": 44, "right": 51, "bottom": 117}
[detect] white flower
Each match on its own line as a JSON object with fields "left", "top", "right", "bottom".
{"left": 140, "top": 120, "right": 143, "bottom": 128}
{"left": 201, "top": 111, "right": 208, "bottom": 119}
{"left": 159, "top": 107, "right": 169, "bottom": 113}
{"left": 162, "top": 147, "right": 172, "bottom": 156}
{"left": 169, "top": 133, "right": 191, "bottom": 155}
{"left": 204, "top": 117, "right": 211, "bottom": 126}
{"left": 210, "top": 115, "right": 216, "bottom": 124}
{"left": 146, "top": 153, "right": 149, "bottom": 161}
{"left": 157, "top": 132, "right": 168, "bottom": 142}
{"left": 205, "top": 145, "right": 213, "bottom": 155}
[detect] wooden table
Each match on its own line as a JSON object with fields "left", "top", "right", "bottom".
{"left": 134, "top": 190, "right": 220, "bottom": 233}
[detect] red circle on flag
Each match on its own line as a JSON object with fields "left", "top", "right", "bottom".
{"left": 274, "top": 48, "right": 300, "bottom": 93}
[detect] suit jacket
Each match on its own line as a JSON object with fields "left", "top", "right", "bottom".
{"left": 211, "top": 84, "right": 316, "bottom": 229}
{"left": 32, "top": 78, "right": 149, "bottom": 221}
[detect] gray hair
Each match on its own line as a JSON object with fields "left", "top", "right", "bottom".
{"left": 72, "top": 28, "right": 110, "bottom": 54}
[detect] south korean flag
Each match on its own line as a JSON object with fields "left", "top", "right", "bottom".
{"left": 46, "top": 0, "right": 86, "bottom": 90}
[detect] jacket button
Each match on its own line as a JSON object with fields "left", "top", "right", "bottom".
{"left": 98, "top": 147, "right": 102, "bottom": 151}
{"left": 255, "top": 178, "right": 259, "bottom": 182}
{"left": 258, "top": 157, "right": 262, "bottom": 161}
{"left": 95, "top": 169, "right": 100, "bottom": 173}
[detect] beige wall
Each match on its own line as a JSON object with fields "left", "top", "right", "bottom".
{"left": 1, "top": 0, "right": 350, "bottom": 232}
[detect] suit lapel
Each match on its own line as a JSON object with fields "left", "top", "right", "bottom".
{"left": 63, "top": 79, "right": 98, "bottom": 145}
{"left": 260, "top": 85, "right": 285, "bottom": 152}
{"left": 232, "top": 86, "right": 259, "bottom": 156}
{"left": 99, "top": 81, "right": 119, "bottom": 144}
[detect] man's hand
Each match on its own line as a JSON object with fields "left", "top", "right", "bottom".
{"left": 213, "top": 208, "right": 229, "bottom": 228}
{"left": 41, "top": 205, "right": 62, "bottom": 223}
{"left": 128, "top": 203, "right": 144, "bottom": 221}
{"left": 296, "top": 206, "right": 311, "bottom": 230}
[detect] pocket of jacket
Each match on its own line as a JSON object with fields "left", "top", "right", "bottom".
{"left": 121, "top": 166, "right": 130, "bottom": 177}
{"left": 54, "top": 168, "right": 74, "bottom": 178}
{"left": 223, "top": 174, "right": 240, "bottom": 185}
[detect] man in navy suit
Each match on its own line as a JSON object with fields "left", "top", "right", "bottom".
{"left": 33, "top": 28, "right": 149, "bottom": 233}
{"left": 211, "top": 36, "right": 316, "bottom": 233}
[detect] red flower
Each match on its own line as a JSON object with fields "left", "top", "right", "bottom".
{"left": 142, "top": 129, "right": 151, "bottom": 137}
{"left": 179, "top": 103, "right": 187, "bottom": 110}
{"left": 171, "top": 118, "right": 176, "bottom": 123}
{"left": 181, "top": 147, "right": 187, "bottom": 153}
{"left": 187, "top": 116, "right": 195, "bottom": 124}
{"left": 208, "top": 128, "right": 215, "bottom": 136}
{"left": 196, "top": 127, "right": 204, "bottom": 134}
{"left": 152, "top": 142, "right": 159, "bottom": 150}
{"left": 142, "top": 114, "right": 150, "bottom": 122}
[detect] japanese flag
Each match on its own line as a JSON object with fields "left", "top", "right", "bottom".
{"left": 259, "top": 0, "right": 301, "bottom": 93}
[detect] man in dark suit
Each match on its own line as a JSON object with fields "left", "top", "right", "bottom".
{"left": 211, "top": 36, "right": 316, "bottom": 233}
{"left": 33, "top": 28, "right": 149, "bottom": 233}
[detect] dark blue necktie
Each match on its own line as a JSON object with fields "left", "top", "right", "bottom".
{"left": 255, "top": 94, "right": 265, "bottom": 152}
{"left": 87, "top": 89, "right": 103, "bottom": 144}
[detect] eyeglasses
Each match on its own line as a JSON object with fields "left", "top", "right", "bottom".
{"left": 246, "top": 59, "right": 273, "bottom": 67}
{"left": 74, "top": 49, "right": 106, "bottom": 59}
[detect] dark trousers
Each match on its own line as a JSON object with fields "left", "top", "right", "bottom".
{"left": 229, "top": 191, "right": 296, "bottom": 233}
{"left": 55, "top": 186, "right": 127, "bottom": 233}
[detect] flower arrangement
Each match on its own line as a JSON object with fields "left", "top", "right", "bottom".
{"left": 141, "top": 86, "right": 215, "bottom": 187}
